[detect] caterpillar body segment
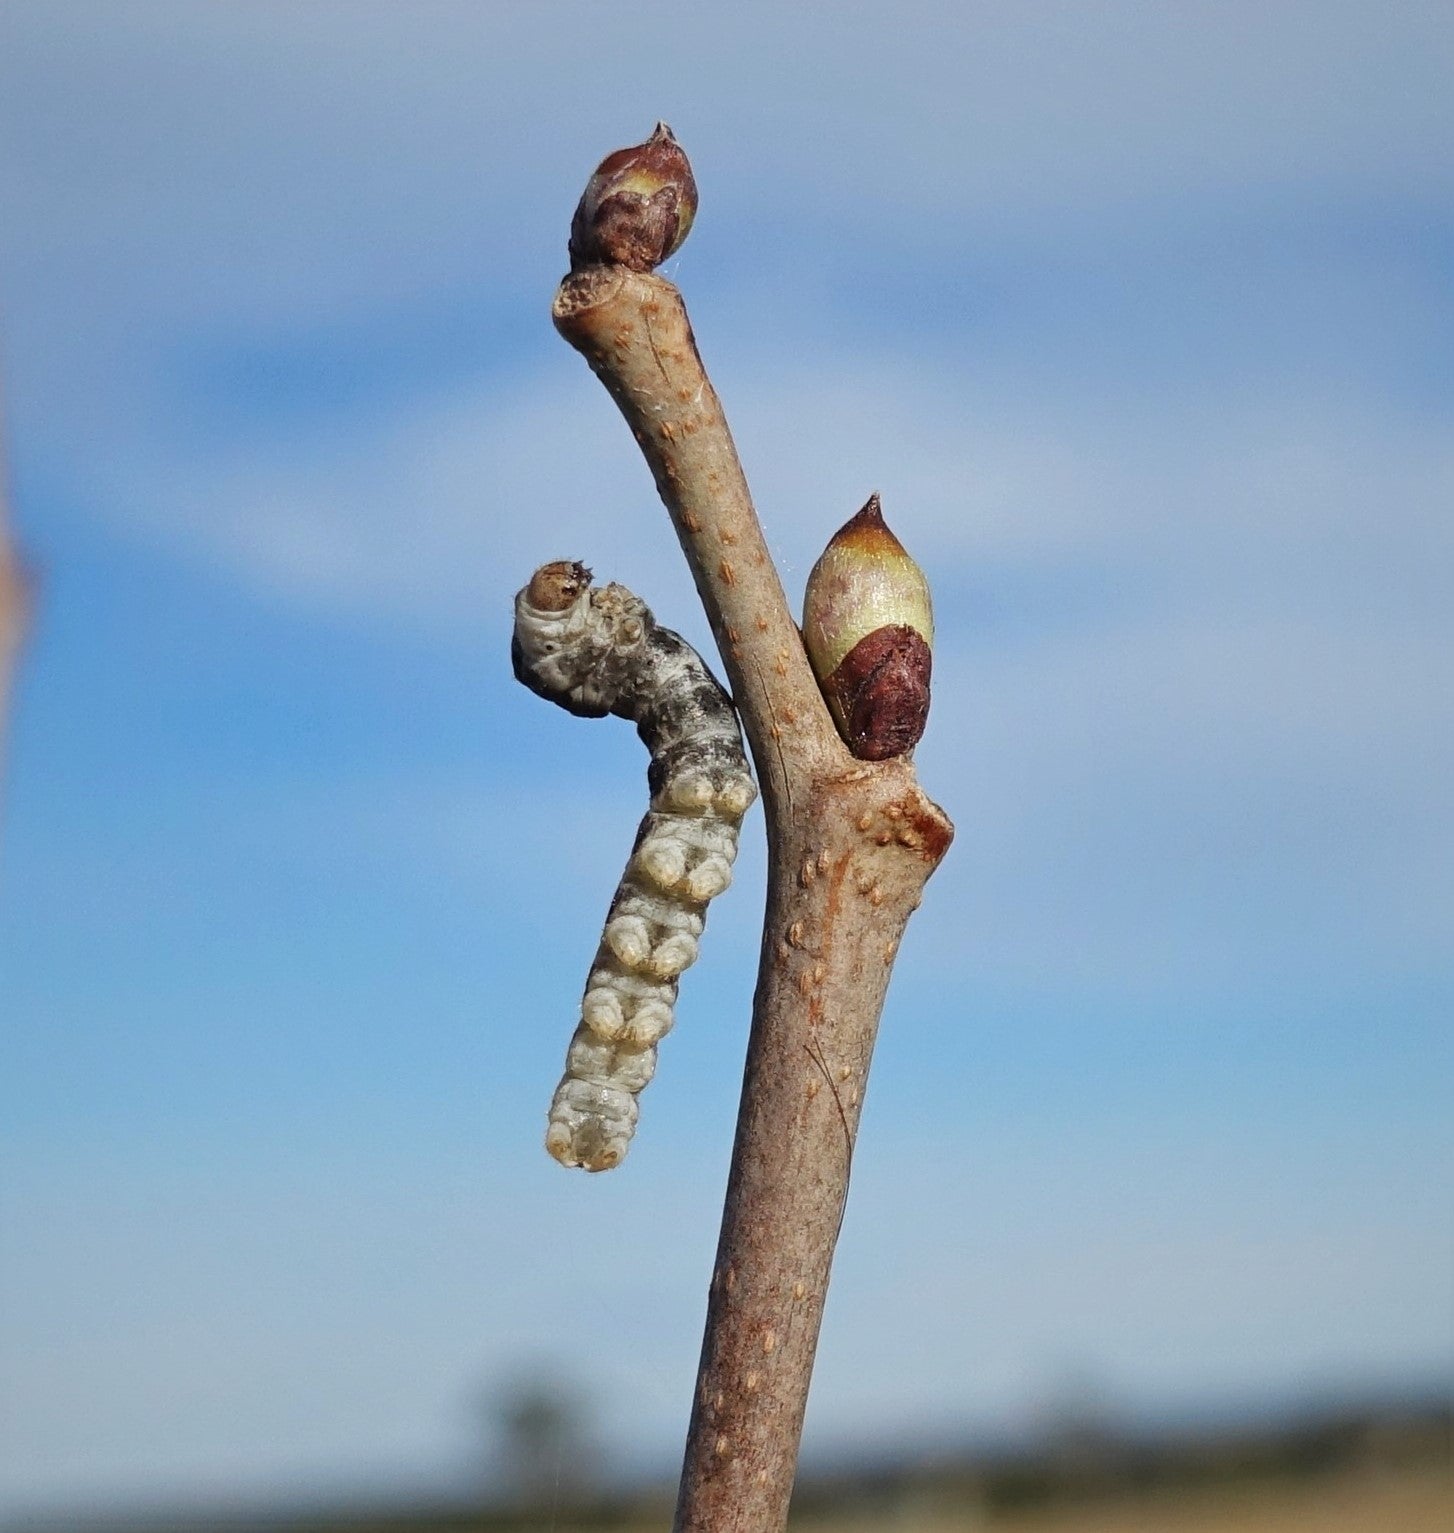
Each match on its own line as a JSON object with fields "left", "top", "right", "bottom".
{"left": 512, "top": 563, "right": 757, "bottom": 1171}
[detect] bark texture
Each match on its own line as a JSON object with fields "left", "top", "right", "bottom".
{"left": 554, "top": 266, "right": 952, "bottom": 1532}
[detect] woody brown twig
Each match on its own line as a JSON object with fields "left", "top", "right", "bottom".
{"left": 551, "top": 126, "right": 952, "bottom": 1533}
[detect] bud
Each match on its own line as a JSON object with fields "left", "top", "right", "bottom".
{"left": 802, "top": 494, "right": 934, "bottom": 761}
{"left": 568, "top": 122, "right": 699, "bottom": 273}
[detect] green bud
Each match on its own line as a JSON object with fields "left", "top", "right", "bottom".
{"left": 802, "top": 494, "right": 934, "bottom": 761}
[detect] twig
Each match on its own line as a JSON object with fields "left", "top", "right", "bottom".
{"left": 552, "top": 131, "right": 952, "bottom": 1533}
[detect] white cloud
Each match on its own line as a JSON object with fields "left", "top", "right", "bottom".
{"left": 85, "top": 361, "right": 713, "bottom": 651}
{"left": 64, "top": 322, "right": 1454, "bottom": 630}
{"left": 51, "top": 324, "right": 1450, "bottom": 995}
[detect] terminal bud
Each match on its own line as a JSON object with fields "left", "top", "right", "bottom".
{"left": 568, "top": 122, "right": 698, "bottom": 273}
{"left": 802, "top": 494, "right": 934, "bottom": 761}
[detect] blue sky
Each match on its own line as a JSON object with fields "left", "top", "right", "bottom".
{"left": 1, "top": 0, "right": 1451, "bottom": 1520}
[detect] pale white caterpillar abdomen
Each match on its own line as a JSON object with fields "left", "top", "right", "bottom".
{"left": 512, "top": 562, "right": 757, "bottom": 1171}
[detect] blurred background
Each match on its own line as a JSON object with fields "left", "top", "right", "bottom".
{"left": 0, "top": 3, "right": 1449, "bottom": 1529}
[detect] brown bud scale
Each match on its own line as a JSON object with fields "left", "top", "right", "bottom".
{"left": 822, "top": 624, "right": 932, "bottom": 761}
{"left": 569, "top": 122, "right": 698, "bottom": 273}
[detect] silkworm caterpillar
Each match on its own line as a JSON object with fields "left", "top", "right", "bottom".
{"left": 512, "top": 561, "right": 757, "bottom": 1171}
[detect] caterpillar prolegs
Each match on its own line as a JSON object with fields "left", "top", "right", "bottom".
{"left": 511, "top": 562, "right": 757, "bottom": 1171}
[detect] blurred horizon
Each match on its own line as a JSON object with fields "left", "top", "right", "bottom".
{"left": 4, "top": 1384, "right": 1450, "bottom": 1531}
{"left": 1, "top": 1, "right": 1450, "bottom": 1524}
